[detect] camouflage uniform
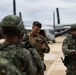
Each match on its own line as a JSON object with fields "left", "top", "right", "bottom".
{"left": 0, "top": 15, "right": 37, "bottom": 75}
{"left": 19, "top": 30, "right": 45, "bottom": 74}
{"left": 25, "top": 33, "right": 50, "bottom": 61}
{"left": 21, "top": 41, "right": 45, "bottom": 74}
{"left": 0, "top": 57, "right": 22, "bottom": 75}
{"left": 15, "top": 21, "right": 45, "bottom": 74}
{"left": 62, "top": 24, "right": 76, "bottom": 75}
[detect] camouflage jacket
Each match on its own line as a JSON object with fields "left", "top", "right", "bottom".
{"left": 24, "top": 33, "right": 50, "bottom": 60}
{"left": 0, "top": 42, "right": 37, "bottom": 75}
{"left": 25, "top": 33, "right": 50, "bottom": 53}
{"left": 62, "top": 35, "right": 76, "bottom": 55}
{"left": 0, "top": 57, "right": 22, "bottom": 75}
{"left": 25, "top": 47, "right": 45, "bottom": 72}
{"left": 19, "top": 40, "right": 45, "bottom": 73}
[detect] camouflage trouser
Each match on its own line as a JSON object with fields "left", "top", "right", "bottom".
{"left": 66, "top": 61, "right": 76, "bottom": 75}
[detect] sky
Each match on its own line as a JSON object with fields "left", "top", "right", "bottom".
{"left": 0, "top": 0, "right": 76, "bottom": 25}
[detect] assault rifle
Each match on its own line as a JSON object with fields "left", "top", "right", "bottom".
{"left": 61, "top": 51, "right": 76, "bottom": 67}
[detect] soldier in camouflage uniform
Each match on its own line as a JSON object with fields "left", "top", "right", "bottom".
{"left": 18, "top": 26, "right": 45, "bottom": 75}
{"left": 0, "top": 15, "right": 37, "bottom": 75}
{"left": 62, "top": 24, "right": 76, "bottom": 75}
{"left": 22, "top": 40, "right": 45, "bottom": 75}
{"left": 23, "top": 21, "right": 50, "bottom": 61}
{"left": 0, "top": 57, "right": 22, "bottom": 75}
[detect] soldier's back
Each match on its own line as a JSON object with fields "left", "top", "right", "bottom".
{"left": 0, "top": 57, "right": 22, "bottom": 75}
{"left": 0, "top": 42, "right": 37, "bottom": 75}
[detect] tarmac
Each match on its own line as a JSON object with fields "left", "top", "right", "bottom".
{"left": 0, "top": 36, "right": 67, "bottom": 75}
{"left": 44, "top": 36, "right": 67, "bottom": 75}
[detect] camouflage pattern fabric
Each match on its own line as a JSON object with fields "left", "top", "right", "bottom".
{"left": 0, "top": 57, "right": 22, "bottom": 75}
{"left": 27, "top": 48, "right": 45, "bottom": 74}
{"left": 62, "top": 35, "right": 76, "bottom": 75}
{"left": 0, "top": 15, "right": 24, "bottom": 34}
{"left": 69, "top": 24, "right": 76, "bottom": 31}
{"left": 0, "top": 15, "right": 37, "bottom": 75}
{"left": 69, "top": 24, "right": 76, "bottom": 30}
{"left": 19, "top": 39, "right": 45, "bottom": 75}
{"left": 62, "top": 35, "right": 76, "bottom": 55}
{"left": 25, "top": 33, "right": 50, "bottom": 61}
{"left": 1, "top": 15, "right": 24, "bottom": 29}
{"left": 0, "top": 42, "right": 37, "bottom": 75}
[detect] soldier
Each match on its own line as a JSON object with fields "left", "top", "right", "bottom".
{"left": 0, "top": 57, "right": 22, "bottom": 75}
{"left": 62, "top": 24, "right": 76, "bottom": 75}
{"left": 17, "top": 28, "right": 45, "bottom": 75}
{"left": 23, "top": 42, "right": 45, "bottom": 75}
{"left": 0, "top": 15, "right": 37, "bottom": 75}
{"left": 18, "top": 27, "right": 45, "bottom": 75}
{"left": 23, "top": 21, "right": 50, "bottom": 61}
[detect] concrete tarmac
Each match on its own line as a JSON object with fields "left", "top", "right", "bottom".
{"left": 44, "top": 36, "right": 67, "bottom": 75}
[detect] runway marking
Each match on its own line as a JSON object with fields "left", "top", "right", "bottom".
{"left": 46, "top": 54, "right": 59, "bottom": 75}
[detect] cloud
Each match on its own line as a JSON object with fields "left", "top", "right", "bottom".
{"left": 60, "top": 0, "right": 76, "bottom": 3}
{"left": 0, "top": 0, "right": 76, "bottom": 25}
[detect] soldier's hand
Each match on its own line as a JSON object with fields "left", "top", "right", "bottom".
{"left": 39, "top": 43, "right": 46, "bottom": 49}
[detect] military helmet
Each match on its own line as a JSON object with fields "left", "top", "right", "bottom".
{"left": 69, "top": 24, "right": 76, "bottom": 31}
{"left": 0, "top": 15, "right": 24, "bottom": 32}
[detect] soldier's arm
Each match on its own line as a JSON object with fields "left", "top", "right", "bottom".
{"left": 42, "top": 36, "right": 50, "bottom": 53}
{"left": 21, "top": 48, "right": 37, "bottom": 75}
{"left": 62, "top": 37, "right": 75, "bottom": 55}
{"left": 29, "top": 48, "right": 45, "bottom": 71}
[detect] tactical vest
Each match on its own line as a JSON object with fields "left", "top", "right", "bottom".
{"left": 28, "top": 34, "right": 44, "bottom": 53}
{"left": 28, "top": 33, "right": 46, "bottom": 61}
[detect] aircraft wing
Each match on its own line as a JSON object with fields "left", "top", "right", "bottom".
{"left": 63, "top": 25, "right": 72, "bottom": 29}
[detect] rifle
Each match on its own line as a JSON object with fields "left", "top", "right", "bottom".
{"left": 61, "top": 55, "right": 70, "bottom": 67}
{"left": 24, "top": 41, "right": 33, "bottom": 49}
